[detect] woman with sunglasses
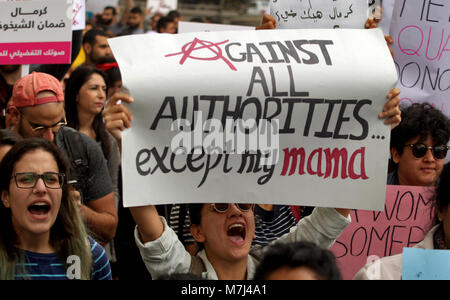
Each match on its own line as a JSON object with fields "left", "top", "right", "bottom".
{"left": 355, "top": 162, "right": 450, "bottom": 279}
{"left": 389, "top": 103, "right": 450, "bottom": 186}
{"left": 130, "top": 201, "right": 350, "bottom": 280}
{"left": 0, "top": 138, "right": 111, "bottom": 279}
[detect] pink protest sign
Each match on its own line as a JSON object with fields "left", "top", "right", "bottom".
{"left": 330, "top": 185, "right": 435, "bottom": 280}
{"left": 0, "top": 0, "right": 72, "bottom": 65}
{"left": 0, "top": 42, "right": 71, "bottom": 65}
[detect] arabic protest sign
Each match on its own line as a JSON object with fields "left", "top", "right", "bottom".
{"left": 86, "top": 0, "right": 118, "bottom": 14}
{"left": 178, "top": 21, "right": 254, "bottom": 34}
{"left": 109, "top": 29, "right": 397, "bottom": 208}
{"left": 369, "top": 0, "right": 381, "bottom": 15}
{"left": 72, "top": 0, "right": 85, "bottom": 31}
{"left": 402, "top": 248, "right": 450, "bottom": 280}
{"left": 390, "top": 0, "right": 450, "bottom": 116}
{"left": 0, "top": 0, "right": 73, "bottom": 65}
{"left": 269, "top": 0, "right": 370, "bottom": 29}
{"left": 147, "top": 0, "right": 177, "bottom": 16}
{"left": 330, "top": 185, "right": 435, "bottom": 280}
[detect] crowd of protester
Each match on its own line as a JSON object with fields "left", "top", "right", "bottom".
{"left": 0, "top": 1, "right": 448, "bottom": 281}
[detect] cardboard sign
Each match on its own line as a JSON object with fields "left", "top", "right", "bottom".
{"left": 0, "top": 0, "right": 73, "bottom": 65}
{"left": 178, "top": 21, "right": 254, "bottom": 34}
{"left": 402, "top": 248, "right": 450, "bottom": 280}
{"left": 108, "top": 29, "right": 397, "bottom": 209}
{"left": 330, "top": 185, "right": 435, "bottom": 280}
{"left": 147, "top": 0, "right": 177, "bottom": 16}
{"left": 390, "top": 0, "right": 450, "bottom": 116}
{"left": 270, "top": 0, "right": 370, "bottom": 29}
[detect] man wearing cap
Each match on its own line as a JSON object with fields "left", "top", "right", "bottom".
{"left": 8, "top": 72, "right": 118, "bottom": 245}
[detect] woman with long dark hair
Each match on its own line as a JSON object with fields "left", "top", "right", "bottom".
{"left": 0, "top": 138, "right": 111, "bottom": 279}
{"left": 64, "top": 65, "right": 120, "bottom": 267}
{"left": 64, "top": 66, "right": 120, "bottom": 209}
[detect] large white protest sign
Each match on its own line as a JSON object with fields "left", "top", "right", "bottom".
{"left": 179, "top": 21, "right": 254, "bottom": 34}
{"left": 270, "top": 0, "right": 369, "bottom": 29}
{"left": 109, "top": 29, "right": 397, "bottom": 209}
{"left": 0, "top": 0, "right": 73, "bottom": 65}
{"left": 390, "top": 0, "right": 450, "bottom": 115}
{"left": 147, "top": 0, "right": 177, "bottom": 15}
{"left": 86, "top": 0, "right": 117, "bottom": 14}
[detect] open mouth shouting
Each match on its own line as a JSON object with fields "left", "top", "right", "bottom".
{"left": 28, "top": 200, "right": 51, "bottom": 220}
{"left": 227, "top": 223, "right": 247, "bottom": 246}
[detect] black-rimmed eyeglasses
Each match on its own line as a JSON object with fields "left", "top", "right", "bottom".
{"left": 12, "top": 172, "right": 65, "bottom": 189}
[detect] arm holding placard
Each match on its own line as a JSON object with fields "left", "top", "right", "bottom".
{"left": 364, "top": 6, "right": 394, "bottom": 59}
{"left": 256, "top": 14, "right": 276, "bottom": 30}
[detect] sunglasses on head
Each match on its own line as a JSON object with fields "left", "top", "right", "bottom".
{"left": 210, "top": 203, "right": 254, "bottom": 213}
{"left": 405, "top": 143, "right": 450, "bottom": 160}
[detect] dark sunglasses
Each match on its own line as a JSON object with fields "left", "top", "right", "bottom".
{"left": 405, "top": 143, "right": 450, "bottom": 160}
{"left": 211, "top": 203, "right": 254, "bottom": 213}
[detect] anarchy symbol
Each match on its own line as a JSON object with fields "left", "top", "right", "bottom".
{"left": 165, "top": 38, "right": 237, "bottom": 71}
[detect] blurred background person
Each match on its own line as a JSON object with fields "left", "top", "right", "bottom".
{"left": 0, "top": 129, "right": 21, "bottom": 161}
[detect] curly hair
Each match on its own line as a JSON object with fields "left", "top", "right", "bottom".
{"left": 391, "top": 103, "right": 450, "bottom": 157}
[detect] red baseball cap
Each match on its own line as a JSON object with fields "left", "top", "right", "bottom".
{"left": 12, "top": 72, "right": 64, "bottom": 108}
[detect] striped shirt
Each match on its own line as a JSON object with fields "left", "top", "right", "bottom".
{"left": 14, "top": 237, "right": 112, "bottom": 280}
{"left": 169, "top": 204, "right": 195, "bottom": 244}
{"left": 253, "top": 205, "right": 298, "bottom": 246}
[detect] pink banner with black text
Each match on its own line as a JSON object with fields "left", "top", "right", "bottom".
{"left": 330, "top": 185, "right": 435, "bottom": 280}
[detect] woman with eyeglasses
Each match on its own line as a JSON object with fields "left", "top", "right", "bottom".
{"left": 0, "top": 138, "right": 111, "bottom": 280}
{"left": 388, "top": 103, "right": 450, "bottom": 186}
{"left": 130, "top": 201, "right": 350, "bottom": 280}
{"left": 354, "top": 161, "right": 450, "bottom": 279}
